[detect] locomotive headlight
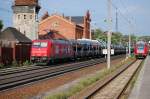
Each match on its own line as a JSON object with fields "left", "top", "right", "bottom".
{"left": 42, "top": 57, "right": 47, "bottom": 60}
{"left": 31, "top": 57, "right": 35, "bottom": 60}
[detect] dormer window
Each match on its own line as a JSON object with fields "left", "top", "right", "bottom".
{"left": 24, "top": 15, "right": 26, "bottom": 19}
{"left": 30, "top": 15, "right": 32, "bottom": 19}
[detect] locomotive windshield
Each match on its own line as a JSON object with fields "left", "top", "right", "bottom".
{"left": 137, "top": 44, "right": 144, "bottom": 50}
{"left": 32, "top": 42, "right": 48, "bottom": 48}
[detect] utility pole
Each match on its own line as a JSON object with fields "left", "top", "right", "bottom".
{"left": 115, "top": 8, "right": 121, "bottom": 44}
{"left": 128, "top": 21, "right": 131, "bottom": 57}
{"left": 115, "top": 8, "right": 118, "bottom": 33}
{"left": 107, "top": 0, "right": 112, "bottom": 69}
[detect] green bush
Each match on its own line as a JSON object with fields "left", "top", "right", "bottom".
{"left": 46, "top": 92, "right": 68, "bottom": 99}
{"left": 12, "top": 60, "right": 19, "bottom": 67}
{"left": 23, "top": 60, "right": 33, "bottom": 66}
{"left": 0, "top": 63, "right": 4, "bottom": 68}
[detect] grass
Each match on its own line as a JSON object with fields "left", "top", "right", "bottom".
{"left": 22, "top": 60, "right": 33, "bottom": 66}
{"left": 45, "top": 57, "right": 135, "bottom": 99}
{"left": 0, "top": 60, "right": 33, "bottom": 69}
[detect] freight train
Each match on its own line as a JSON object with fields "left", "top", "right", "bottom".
{"left": 134, "top": 41, "right": 149, "bottom": 59}
{"left": 31, "top": 39, "right": 126, "bottom": 65}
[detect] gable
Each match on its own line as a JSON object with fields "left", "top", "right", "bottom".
{"left": 39, "top": 15, "right": 75, "bottom": 26}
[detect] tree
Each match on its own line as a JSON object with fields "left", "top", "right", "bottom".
{"left": 0, "top": 20, "right": 3, "bottom": 31}
{"left": 131, "top": 34, "right": 137, "bottom": 44}
{"left": 92, "top": 29, "right": 124, "bottom": 44}
{"left": 111, "top": 32, "right": 123, "bottom": 44}
{"left": 92, "top": 29, "right": 107, "bottom": 41}
{"left": 121, "top": 34, "right": 138, "bottom": 46}
{"left": 92, "top": 28, "right": 141, "bottom": 46}
{"left": 139, "top": 36, "right": 150, "bottom": 42}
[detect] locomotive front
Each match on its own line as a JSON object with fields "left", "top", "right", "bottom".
{"left": 134, "top": 41, "right": 148, "bottom": 58}
{"left": 31, "top": 40, "right": 51, "bottom": 64}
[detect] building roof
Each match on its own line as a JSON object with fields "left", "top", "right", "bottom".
{"left": 14, "top": 0, "right": 39, "bottom": 6}
{"left": 65, "top": 16, "right": 84, "bottom": 24}
{"left": 0, "top": 27, "right": 31, "bottom": 43}
{"left": 39, "top": 30, "right": 67, "bottom": 40}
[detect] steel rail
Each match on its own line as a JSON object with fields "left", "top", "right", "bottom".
{"left": 69, "top": 58, "right": 140, "bottom": 99}
{"left": 85, "top": 60, "right": 138, "bottom": 99}
{"left": 83, "top": 59, "right": 143, "bottom": 99}
{"left": 0, "top": 57, "right": 103, "bottom": 76}
{"left": 0, "top": 66, "right": 49, "bottom": 76}
{"left": 114, "top": 59, "right": 144, "bottom": 99}
{"left": 0, "top": 55, "right": 124, "bottom": 91}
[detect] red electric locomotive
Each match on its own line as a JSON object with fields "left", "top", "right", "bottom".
{"left": 134, "top": 41, "right": 149, "bottom": 58}
{"left": 31, "top": 39, "right": 74, "bottom": 64}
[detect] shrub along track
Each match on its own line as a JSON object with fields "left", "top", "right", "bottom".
{"left": 0, "top": 55, "right": 125, "bottom": 99}
{"left": 69, "top": 59, "right": 143, "bottom": 99}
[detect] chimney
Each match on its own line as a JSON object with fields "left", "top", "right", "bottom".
{"left": 41, "top": 11, "right": 49, "bottom": 20}
{"left": 83, "top": 16, "right": 87, "bottom": 38}
{"left": 69, "top": 16, "right": 72, "bottom": 22}
{"left": 83, "top": 10, "right": 91, "bottom": 39}
{"left": 62, "top": 13, "right": 65, "bottom": 18}
{"left": 86, "top": 10, "right": 90, "bottom": 20}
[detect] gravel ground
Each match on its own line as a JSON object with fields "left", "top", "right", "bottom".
{"left": 91, "top": 60, "right": 142, "bottom": 99}
{"left": 0, "top": 57, "right": 125, "bottom": 99}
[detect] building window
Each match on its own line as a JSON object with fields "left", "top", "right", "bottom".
{"left": 24, "top": 15, "right": 26, "bottom": 19}
{"left": 52, "top": 21, "right": 59, "bottom": 28}
{"left": 30, "top": 15, "right": 32, "bottom": 19}
{"left": 18, "top": 15, "right": 20, "bottom": 19}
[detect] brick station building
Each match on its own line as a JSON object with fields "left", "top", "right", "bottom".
{"left": 39, "top": 11, "right": 91, "bottom": 40}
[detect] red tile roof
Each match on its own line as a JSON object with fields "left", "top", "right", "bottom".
{"left": 14, "top": 0, "right": 38, "bottom": 6}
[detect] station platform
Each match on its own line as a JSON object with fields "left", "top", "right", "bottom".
{"left": 129, "top": 56, "right": 150, "bottom": 99}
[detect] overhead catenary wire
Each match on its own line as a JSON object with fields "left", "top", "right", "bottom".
{"left": 111, "top": 2, "right": 131, "bottom": 25}
{"left": 0, "top": 7, "right": 12, "bottom": 13}
{"left": 110, "top": 1, "right": 134, "bottom": 57}
{"left": 111, "top": 0, "right": 136, "bottom": 32}
{"left": 0, "top": 0, "right": 13, "bottom": 13}
{"left": 118, "top": 0, "right": 131, "bottom": 17}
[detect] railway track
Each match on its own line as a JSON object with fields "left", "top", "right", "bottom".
{"left": 69, "top": 59, "right": 143, "bottom": 99}
{"left": 0, "top": 55, "right": 124, "bottom": 92}
{"left": 0, "top": 57, "right": 102, "bottom": 76}
{"left": 0, "top": 59, "right": 83, "bottom": 76}
{"left": 0, "top": 66, "right": 49, "bottom": 76}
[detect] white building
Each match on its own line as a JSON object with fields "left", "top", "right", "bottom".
{"left": 12, "top": 0, "right": 41, "bottom": 40}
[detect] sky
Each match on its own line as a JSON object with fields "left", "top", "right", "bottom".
{"left": 0, "top": 0, "right": 150, "bottom": 36}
